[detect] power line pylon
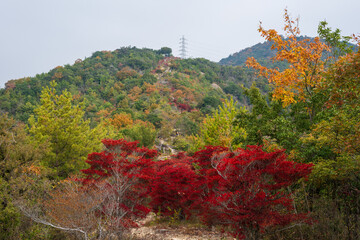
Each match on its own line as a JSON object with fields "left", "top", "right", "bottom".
{"left": 179, "top": 35, "right": 187, "bottom": 59}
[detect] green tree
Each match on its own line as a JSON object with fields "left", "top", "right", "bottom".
{"left": 193, "top": 97, "right": 246, "bottom": 151}
{"left": 317, "top": 21, "right": 353, "bottom": 59}
{"left": 0, "top": 113, "right": 52, "bottom": 240}
{"left": 233, "top": 85, "right": 300, "bottom": 151}
{"left": 158, "top": 47, "right": 172, "bottom": 57}
{"left": 28, "top": 82, "right": 107, "bottom": 179}
{"left": 197, "top": 95, "right": 222, "bottom": 115}
{"left": 123, "top": 120, "right": 156, "bottom": 148}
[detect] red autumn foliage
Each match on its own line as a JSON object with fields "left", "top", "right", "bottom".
{"left": 80, "top": 139, "right": 157, "bottom": 229}
{"left": 192, "top": 145, "right": 313, "bottom": 239}
{"left": 171, "top": 98, "right": 192, "bottom": 112}
{"left": 78, "top": 139, "right": 312, "bottom": 239}
{"left": 148, "top": 152, "right": 202, "bottom": 218}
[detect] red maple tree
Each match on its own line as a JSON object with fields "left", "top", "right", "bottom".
{"left": 80, "top": 139, "right": 157, "bottom": 232}
{"left": 148, "top": 152, "right": 202, "bottom": 219}
{"left": 192, "top": 145, "right": 313, "bottom": 239}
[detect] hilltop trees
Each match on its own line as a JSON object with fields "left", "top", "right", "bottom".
{"left": 0, "top": 46, "right": 257, "bottom": 155}
{"left": 158, "top": 47, "right": 172, "bottom": 57}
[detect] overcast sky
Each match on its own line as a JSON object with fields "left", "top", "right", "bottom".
{"left": 0, "top": 0, "right": 359, "bottom": 88}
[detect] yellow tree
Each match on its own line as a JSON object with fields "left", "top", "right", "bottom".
{"left": 247, "top": 9, "right": 330, "bottom": 110}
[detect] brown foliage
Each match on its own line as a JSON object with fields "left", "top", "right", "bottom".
{"left": 116, "top": 67, "right": 138, "bottom": 80}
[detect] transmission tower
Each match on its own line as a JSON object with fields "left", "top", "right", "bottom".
{"left": 179, "top": 35, "right": 187, "bottom": 59}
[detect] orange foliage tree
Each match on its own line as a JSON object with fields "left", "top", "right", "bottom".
{"left": 128, "top": 86, "right": 142, "bottom": 101}
{"left": 143, "top": 82, "right": 158, "bottom": 95}
{"left": 116, "top": 67, "right": 138, "bottom": 80}
{"left": 246, "top": 9, "right": 330, "bottom": 108}
{"left": 109, "top": 113, "right": 134, "bottom": 129}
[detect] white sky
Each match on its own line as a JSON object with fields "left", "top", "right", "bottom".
{"left": 0, "top": 0, "right": 359, "bottom": 88}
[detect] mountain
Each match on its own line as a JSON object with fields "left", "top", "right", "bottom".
{"left": 219, "top": 41, "right": 277, "bottom": 66}
{"left": 218, "top": 37, "right": 316, "bottom": 70}
{"left": 0, "top": 47, "right": 268, "bottom": 120}
{"left": 0, "top": 47, "right": 269, "bottom": 151}
{"left": 219, "top": 40, "right": 292, "bottom": 71}
{"left": 219, "top": 36, "right": 358, "bottom": 68}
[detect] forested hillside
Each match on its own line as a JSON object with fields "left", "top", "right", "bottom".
{"left": 220, "top": 40, "right": 277, "bottom": 66}
{"left": 0, "top": 12, "right": 359, "bottom": 240}
{"left": 0, "top": 47, "right": 268, "bottom": 128}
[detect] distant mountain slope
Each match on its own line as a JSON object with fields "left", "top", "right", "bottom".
{"left": 219, "top": 36, "right": 358, "bottom": 68}
{"left": 219, "top": 40, "right": 291, "bottom": 70}
{"left": 220, "top": 41, "right": 276, "bottom": 66}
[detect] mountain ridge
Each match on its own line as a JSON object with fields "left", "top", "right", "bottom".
{"left": 0, "top": 46, "right": 270, "bottom": 151}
